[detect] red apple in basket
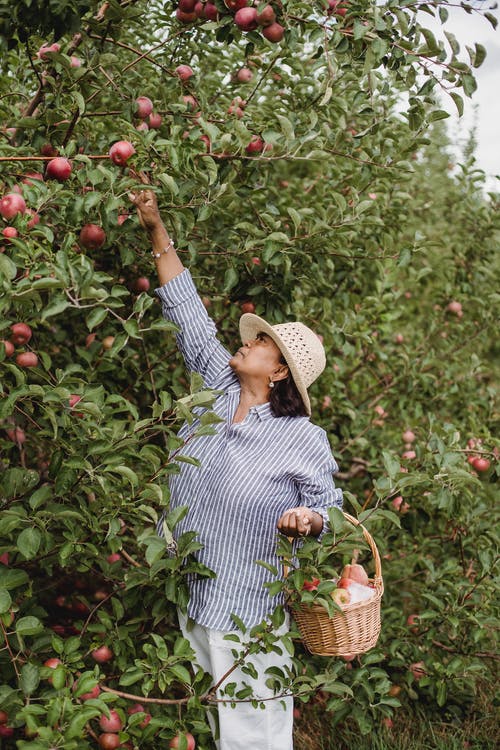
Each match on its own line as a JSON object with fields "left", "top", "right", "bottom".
{"left": 340, "top": 563, "right": 369, "bottom": 586}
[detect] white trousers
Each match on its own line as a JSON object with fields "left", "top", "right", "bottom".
{"left": 178, "top": 612, "right": 294, "bottom": 750}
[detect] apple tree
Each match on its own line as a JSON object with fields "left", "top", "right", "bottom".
{"left": 0, "top": 1, "right": 498, "bottom": 747}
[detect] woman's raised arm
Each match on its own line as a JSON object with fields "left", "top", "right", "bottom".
{"left": 129, "top": 189, "right": 184, "bottom": 285}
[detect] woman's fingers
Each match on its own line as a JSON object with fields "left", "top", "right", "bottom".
{"left": 278, "top": 508, "right": 312, "bottom": 536}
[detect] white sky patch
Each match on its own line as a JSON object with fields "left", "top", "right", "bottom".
{"left": 421, "top": 3, "right": 499, "bottom": 192}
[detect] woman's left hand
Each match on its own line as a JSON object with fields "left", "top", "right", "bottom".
{"left": 277, "top": 507, "right": 323, "bottom": 538}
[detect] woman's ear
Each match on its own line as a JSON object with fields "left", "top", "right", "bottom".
{"left": 272, "top": 365, "right": 289, "bottom": 383}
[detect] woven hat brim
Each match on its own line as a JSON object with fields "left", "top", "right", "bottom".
{"left": 239, "top": 313, "right": 312, "bottom": 416}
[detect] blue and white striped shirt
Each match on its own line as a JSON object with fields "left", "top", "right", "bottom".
{"left": 155, "top": 269, "right": 343, "bottom": 630}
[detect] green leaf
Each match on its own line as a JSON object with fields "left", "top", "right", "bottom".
{"left": 17, "top": 527, "right": 42, "bottom": 559}
{"left": 169, "top": 663, "right": 192, "bottom": 684}
{"left": 16, "top": 616, "right": 44, "bottom": 636}
{"left": 0, "top": 254, "right": 17, "bottom": 279}
{"left": 41, "top": 297, "right": 70, "bottom": 320}
{"left": 462, "top": 74, "right": 477, "bottom": 97}
{"left": 0, "top": 589, "right": 12, "bottom": 613}
{"left": 20, "top": 663, "right": 40, "bottom": 696}
{"left": 86, "top": 307, "right": 108, "bottom": 331}
{"left": 1, "top": 568, "right": 29, "bottom": 590}
{"left": 223, "top": 266, "right": 239, "bottom": 292}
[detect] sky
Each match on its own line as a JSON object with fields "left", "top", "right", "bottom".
{"left": 424, "top": 2, "right": 499, "bottom": 192}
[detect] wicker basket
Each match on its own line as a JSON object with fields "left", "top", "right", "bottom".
{"left": 287, "top": 512, "right": 384, "bottom": 657}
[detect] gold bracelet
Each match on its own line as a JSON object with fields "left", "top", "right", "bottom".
{"left": 151, "top": 238, "right": 174, "bottom": 259}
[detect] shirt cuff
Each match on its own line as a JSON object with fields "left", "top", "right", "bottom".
{"left": 154, "top": 268, "right": 197, "bottom": 308}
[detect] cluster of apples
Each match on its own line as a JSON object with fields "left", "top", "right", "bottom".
{"left": 176, "top": 0, "right": 285, "bottom": 43}
{"left": 1, "top": 322, "right": 38, "bottom": 367}
{"left": 331, "top": 563, "right": 375, "bottom": 607}
{"left": 302, "top": 562, "right": 375, "bottom": 607}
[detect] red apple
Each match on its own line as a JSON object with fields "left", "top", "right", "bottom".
{"left": 36, "top": 43, "right": 61, "bottom": 59}
{"left": 302, "top": 578, "right": 320, "bottom": 591}
{"left": 402, "top": 450, "right": 416, "bottom": 460}
{"left": 178, "top": 0, "right": 197, "bottom": 10}
{"left": 176, "top": 7, "right": 197, "bottom": 22}
{"left": 175, "top": 64, "right": 194, "bottom": 82}
{"left": 262, "top": 21, "right": 284, "bottom": 41}
{"left": 99, "top": 710, "right": 123, "bottom": 733}
{"left": 102, "top": 336, "right": 115, "bottom": 350}
{"left": 407, "top": 614, "right": 419, "bottom": 632}
{"left": 44, "top": 657, "right": 62, "bottom": 683}
{"left": 10, "top": 322, "right": 32, "bottom": 345}
{"left": 251, "top": 256, "right": 260, "bottom": 265}
{"left": 0, "top": 711, "right": 8, "bottom": 724}
{"left": 257, "top": 4, "right": 276, "bottom": 26}
{"left": 109, "top": 141, "right": 135, "bottom": 166}
{"left": 236, "top": 67, "right": 253, "bottom": 82}
{"left": 68, "top": 394, "right": 82, "bottom": 409}
{"left": 182, "top": 94, "right": 199, "bottom": 111}
{"left": 409, "top": 661, "right": 426, "bottom": 681}
{"left": 0, "top": 726, "right": 14, "bottom": 738}
{"left": 16, "top": 352, "right": 38, "bottom": 368}
{"left": 245, "top": 136, "right": 265, "bottom": 154}
{"left": 2, "top": 227, "right": 18, "bottom": 242}
{"left": 106, "top": 553, "right": 122, "bottom": 564}
{"left": 392, "top": 496, "right": 410, "bottom": 514}
{"left": 6, "top": 427, "right": 26, "bottom": 443}
{"left": 340, "top": 563, "right": 369, "bottom": 586}
{"left": 92, "top": 645, "right": 113, "bottom": 663}
{"left": 446, "top": 300, "right": 462, "bottom": 315}
{"left": 127, "top": 703, "right": 151, "bottom": 728}
{"left": 224, "top": 0, "right": 248, "bottom": 10}
{"left": 78, "top": 683, "right": 101, "bottom": 701}
{"left": 46, "top": 157, "right": 72, "bottom": 181}
{"left": 148, "top": 112, "right": 162, "bottom": 128}
{"left": 2, "top": 340, "right": 15, "bottom": 357}
{"left": 336, "top": 577, "right": 352, "bottom": 589}
{"left": 132, "top": 276, "right": 150, "bottom": 293}
{"left": 240, "top": 301, "right": 255, "bottom": 313}
{"left": 70, "top": 56, "right": 82, "bottom": 67}
{"left": 79, "top": 223, "right": 106, "bottom": 250}
{"left": 234, "top": 7, "right": 258, "bottom": 30}
{"left": 0, "top": 552, "right": 9, "bottom": 565}
{"left": 169, "top": 733, "right": 196, "bottom": 750}
{"left": 23, "top": 170, "right": 43, "bottom": 185}
{"left": 98, "top": 733, "right": 121, "bottom": 750}
{"left": 326, "top": 0, "right": 348, "bottom": 17}
{"left": 472, "top": 457, "right": 490, "bottom": 473}
{"left": 402, "top": 429, "right": 415, "bottom": 443}
{"left": 203, "top": 2, "right": 220, "bottom": 20}
{"left": 382, "top": 717, "right": 394, "bottom": 729}
{"left": 27, "top": 210, "right": 41, "bottom": 229}
{"left": 135, "top": 96, "right": 153, "bottom": 119}
{"left": 0, "top": 193, "right": 26, "bottom": 219}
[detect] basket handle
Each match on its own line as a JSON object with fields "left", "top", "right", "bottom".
{"left": 282, "top": 511, "right": 382, "bottom": 581}
{"left": 342, "top": 512, "right": 382, "bottom": 581}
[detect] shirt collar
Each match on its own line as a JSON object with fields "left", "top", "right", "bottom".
{"left": 225, "top": 387, "right": 275, "bottom": 421}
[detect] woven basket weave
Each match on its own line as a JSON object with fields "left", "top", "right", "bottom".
{"left": 288, "top": 512, "right": 384, "bottom": 657}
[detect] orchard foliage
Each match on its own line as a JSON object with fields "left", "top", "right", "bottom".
{"left": 0, "top": 1, "right": 499, "bottom": 748}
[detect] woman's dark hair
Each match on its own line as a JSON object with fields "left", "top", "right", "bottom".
{"left": 269, "top": 355, "right": 308, "bottom": 418}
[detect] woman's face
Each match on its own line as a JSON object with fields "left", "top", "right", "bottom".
{"left": 229, "top": 333, "right": 286, "bottom": 381}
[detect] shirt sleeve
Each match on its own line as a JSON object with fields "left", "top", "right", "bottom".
{"left": 295, "top": 427, "right": 343, "bottom": 539}
{"left": 155, "top": 269, "right": 234, "bottom": 389}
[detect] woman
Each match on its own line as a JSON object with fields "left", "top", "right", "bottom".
{"left": 131, "top": 189, "right": 343, "bottom": 750}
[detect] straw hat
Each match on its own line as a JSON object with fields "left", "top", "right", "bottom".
{"left": 239, "top": 313, "right": 326, "bottom": 415}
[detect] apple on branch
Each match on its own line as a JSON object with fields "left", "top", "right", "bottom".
{"left": 45, "top": 157, "right": 72, "bottom": 181}
{"left": 0, "top": 193, "right": 26, "bottom": 219}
